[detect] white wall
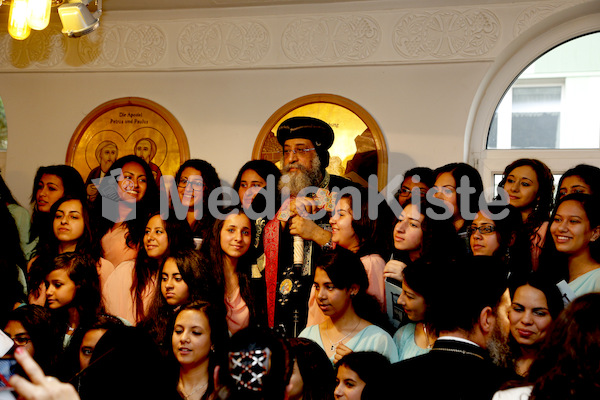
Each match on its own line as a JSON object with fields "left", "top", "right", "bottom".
{"left": 0, "top": 0, "right": 598, "bottom": 206}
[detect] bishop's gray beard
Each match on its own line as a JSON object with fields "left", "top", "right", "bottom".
{"left": 279, "top": 156, "right": 323, "bottom": 197}
{"left": 487, "top": 321, "right": 511, "bottom": 368}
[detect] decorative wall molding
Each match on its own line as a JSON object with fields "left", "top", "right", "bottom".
{"left": 0, "top": 26, "right": 67, "bottom": 68}
{"left": 78, "top": 24, "right": 167, "bottom": 67}
{"left": 177, "top": 21, "right": 269, "bottom": 65}
{"left": 282, "top": 16, "right": 380, "bottom": 63}
{"left": 0, "top": 0, "right": 591, "bottom": 72}
{"left": 514, "top": 2, "right": 571, "bottom": 37}
{"left": 392, "top": 9, "right": 500, "bottom": 59}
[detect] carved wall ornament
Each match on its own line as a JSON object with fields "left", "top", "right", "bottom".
{"left": 393, "top": 9, "right": 500, "bottom": 59}
{"left": 282, "top": 15, "right": 380, "bottom": 63}
{"left": 513, "top": 3, "right": 566, "bottom": 37}
{"left": 78, "top": 24, "right": 167, "bottom": 67}
{"left": 0, "top": 26, "right": 67, "bottom": 68}
{"left": 177, "top": 21, "right": 270, "bottom": 66}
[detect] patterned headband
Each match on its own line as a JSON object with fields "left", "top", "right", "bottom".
{"left": 228, "top": 348, "right": 272, "bottom": 392}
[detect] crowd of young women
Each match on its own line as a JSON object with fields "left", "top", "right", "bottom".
{"left": 1, "top": 156, "right": 600, "bottom": 400}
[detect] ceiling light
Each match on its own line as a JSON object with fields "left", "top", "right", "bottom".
{"left": 8, "top": 0, "right": 30, "bottom": 40}
{"left": 57, "top": 0, "right": 102, "bottom": 38}
{"left": 27, "top": 0, "right": 52, "bottom": 30}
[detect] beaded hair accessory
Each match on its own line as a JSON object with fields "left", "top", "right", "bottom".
{"left": 228, "top": 348, "right": 272, "bottom": 392}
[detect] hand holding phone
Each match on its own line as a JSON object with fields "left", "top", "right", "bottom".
{"left": 9, "top": 348, "right": 80, "bottom": 400}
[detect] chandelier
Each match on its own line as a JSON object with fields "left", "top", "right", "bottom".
{"left": 3, "top": 0, "right": 102, "bottom": 40}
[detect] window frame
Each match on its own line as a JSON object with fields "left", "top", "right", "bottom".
{"left": 467, "top": 8, "right": 600, "bottom": 196}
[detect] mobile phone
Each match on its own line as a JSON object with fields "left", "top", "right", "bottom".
{"left": 0, "top": 358, "right": 17, "bottom": 384}
{"left": 0, "top": 357, "right": 17, "bottom": 399}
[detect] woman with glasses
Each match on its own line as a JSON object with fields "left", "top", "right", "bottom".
{"left": 3, "top": 305, "right": 60, "bottom": 375}
{"left": 173, "top": 159, "right": 222, "bottom": 247}
{"left": 468, "top": 203, "right": 529, "bottom": 276}
{"left": 394, "top": 167, "right": 434, "bottom": 208}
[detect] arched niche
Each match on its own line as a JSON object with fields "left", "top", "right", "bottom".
{"left": 252, "top": 94, "right": 388, "bottom": 191}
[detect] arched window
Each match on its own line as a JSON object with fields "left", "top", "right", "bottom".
{"left": 485, "top": 32, "right": 600, "bottom": 190}
{"left": 469, "top": 17, "right": 600, "bottom": 196}
{"left": 488, "top": 32, "right": 600, "bottom": 152}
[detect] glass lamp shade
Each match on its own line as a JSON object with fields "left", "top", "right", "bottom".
{"left": 27, "top": 0, "right": 53, "bottom": 30}
{"left": 8, "top": 0, "right": 31, "bottom": 40}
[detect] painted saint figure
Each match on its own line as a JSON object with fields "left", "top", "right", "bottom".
{"left": 85, "top": 141, "right": 118, "bottom": 203}
{"left": 134, "top": 138, "right": 162, "bottom": 186}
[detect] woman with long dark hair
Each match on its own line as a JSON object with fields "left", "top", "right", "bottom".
{"left": 468, "top": 203, "right": 529, "bottom": 275}
{"left": 555, "top": 163, "right": 600, "bottom": 201}
{"left": 202, "top": 207, "right": 264, "bottom": 334}
{"left": 288, "top": 338, "right": 335, "bottom": 400}
{"left": 299, "top": 248, "right": 398, "bottom": 364}
{"left": 307, "top": 189, "right": 389, "bottom": 326}
{"left": 141, "top": 248, "right": 220, "bottom": 354}
{"left": 28, "top": 165, "right": 85, "bottom": 260}
{"left": 129, "top": 212, "right": 194, "bottom": 324}
{"left": 233, "top": 160, "right": 281, "bottom": 212}
{"left": 492, "top": 293, "right": 600, "bottom": 399}
{"left": 170, "top": 301, "right": 228, "bottom": 400}
{"left": 173, "top": 159, "right": 221, "bottom": 245}
{"left": 334, "top": 351, "right": 391, "bottom": 400}
{"left": 3, "top": 305, "right": 60, "bottom": 376}
{"left": 539, "top": 193, "right": 600, "bottom": 297}
{"left": 383, "top": 197, "right": 460, "bottom": 283}
{"left": 432, "top": 162, "right": 484, "bottom": 238}
{"left": 91, "top": 155, "right": 159, "bottom": 323}
{"left": 27, "top": 196, "right": 92, "bottom": 306}
{"left": 393, "top": 261, "right": 438, "bottom": 361}
{"left": 507, "top": 273, "right": 563, "bottom": 377}
{"left": 497, "top": 158, "right": 554, "bottom": 270}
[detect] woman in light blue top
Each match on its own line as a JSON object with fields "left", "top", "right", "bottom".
{"left": 393, "top": 260, "right": 437, "bottom": 361}
{"left": 299, "top": 248, "right": 398, "bottom": 364}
